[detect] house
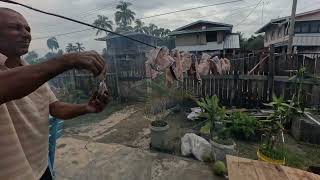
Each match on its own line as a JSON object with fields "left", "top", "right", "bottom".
{"left": 96, "top": 32, "right": 159, "bottom": 72}
{"left": 169, "top": 20, "right": 240, "bottom": 56}
{"left": 256, "top": 9, "right": 320, "bottom": 53}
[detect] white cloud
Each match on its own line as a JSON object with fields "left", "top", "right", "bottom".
{"left": 0, "top": 0, "right": 319, "bottom": 56}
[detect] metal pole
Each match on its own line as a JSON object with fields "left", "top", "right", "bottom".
{"left": 287, "top": 0, "right": 298, "bottom": 54}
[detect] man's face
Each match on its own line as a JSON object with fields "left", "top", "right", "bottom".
{"left": 0, "top": 9, "right": 31, "bottom": 57}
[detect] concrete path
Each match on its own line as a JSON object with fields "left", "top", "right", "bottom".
{"left": 55, "top": 138, "right": 223, "bottom": 180}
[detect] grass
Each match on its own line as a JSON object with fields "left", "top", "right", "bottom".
{"left": 63, "top": 101, "right": 125, "bottom": 129}
{"left": 236, "top": 134, "right": 320, "bottom": 170}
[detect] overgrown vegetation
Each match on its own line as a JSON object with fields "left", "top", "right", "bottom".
{"left": 141, "top": 75, "right": 194, "bottom": 115}
{"left": 259, "top": 95, "right": 290, "bottom": 160}
{"left": 197, "top": 95, "right": 234, "bottom": 145}
{"left": 227, "top": 111, "right": 261, "bottom": 140}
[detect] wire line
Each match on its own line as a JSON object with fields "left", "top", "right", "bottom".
{"left": 0, "top": 0, "right": 157, "bottom": 48}
{"left": 137, "top": 0, "right": 243, "bottom": 20}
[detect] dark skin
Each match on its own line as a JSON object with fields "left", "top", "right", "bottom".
{"left": 0, "top": 8, "right": 110, "bottom": 119}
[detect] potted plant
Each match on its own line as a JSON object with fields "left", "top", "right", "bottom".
{"left": 150, "top": 120, "right": 170, "bottom": 150}
{"left": 197, "top": 95, "right": 236, "bottom": 161}
{"left": 258, "top": 95, "right": 289, "bottom": 165}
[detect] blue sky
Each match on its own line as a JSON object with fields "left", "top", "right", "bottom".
{"left": 0, "top": 0, "right": 319, "bottom": 56}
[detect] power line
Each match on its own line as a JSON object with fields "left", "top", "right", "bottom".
{"left": 195, "top": 3, "right": 260, "bottom": 20}
{"left": 137, "top": 0, "right": 243, "bottom": 20}
{"left": 234, "top": 0, "right": 263, "bottom": 26}
{"left": 32, "top": 28, "right": 93, "bottom": 40}
{"left": 27, "top": 0, "right": 244, "bottom": 40}
{"left": 0, "top": 0, "right": 156, "bottom": 48}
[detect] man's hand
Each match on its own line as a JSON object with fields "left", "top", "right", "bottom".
{"left": 86, "top": 90, "right": 111, "bottom": 113}
{"left": 59, "top": 51, "right": 106, "bottom": 76}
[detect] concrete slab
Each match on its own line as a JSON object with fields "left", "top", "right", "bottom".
{"left": 55, "top": 138, "right": 223, "bottom": 180}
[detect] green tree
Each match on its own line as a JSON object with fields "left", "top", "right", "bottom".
{"left": 47, "top": 37, "right": 59, "bottom": 52}
{"left": 115, "top": 1, "right": 135, "bottom": 32}
{"left": 143, "top": 23, "right": 158, "bottom": 36}
{"left": 237, "top": 32, "right": 264, "bottom": 51}
{"left": 65, "top": 43, "right": 76, "bottom": 53}
{"left": 75, "top": 42, "right": 85, "bottom": 52}
{"left": 246, "top": 35, "right": 264, "bottom": 51}
{"left": 24, "top": 51, "right": 39, "bottom": 64}
{"left": 93, "top": 15, "right": 113, "bottom": 36}
{"left": 134, "top": 19, "right": 144, "bottom": 33}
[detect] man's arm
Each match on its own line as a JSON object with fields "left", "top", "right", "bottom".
{"left": 49, "top": 102, "right": 90, "bottom": 120}
{"left": 49, "top": 91, "right": 110, "bottom": 120}
{"left": 0, "top": 51, "right": 105, "bottom": 105}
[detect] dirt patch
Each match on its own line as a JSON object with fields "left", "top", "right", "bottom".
{"left": 96, "top": 110, "right": 151, "bottom": 148}
{"left": 64, "top": 105, "right": 138, "bottom": 139}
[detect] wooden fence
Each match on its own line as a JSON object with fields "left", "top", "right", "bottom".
{"left": 182, "top": 52, "right": 320, "bottom": 108}
{"left": 49, "top": 52, "right": 320, "bottom": 107}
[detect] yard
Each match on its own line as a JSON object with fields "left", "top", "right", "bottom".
{"left": 56, "top": 98, "right": 320, "bottom": 179}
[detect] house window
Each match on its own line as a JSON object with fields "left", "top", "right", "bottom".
{"left": 206, "top": 31, "right": 217, "bottom": 42}
{"left": 311, "top": 23, "right": 318, "bottom": 33}
{"left": 278, "top": 28, "right": 282, "bottom": 38}
{"left": 271, "top": 31, "right": 275, "bottom": 40}
{"left": 301, "top": 23, "right": 310, "bottom": 33}
{"left": 294, "top": 24, "right": 301, "bottom": 33}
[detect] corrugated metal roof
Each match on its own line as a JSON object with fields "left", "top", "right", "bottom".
{"left": 273, "top": 34, "right": 320, "bottom": 47}
{"left": 224, "top": 34, "right": 240, "bottom": 49}
{"left": 293, "top": 33, "right": 320, "bottom": 46}
{"left": 95, "top": 32, "right": 158, "bottom": 41}
{"left": 174, "top": 20, "right": 233, "bottom": 31}
{"left": 169, "top": 27, "right": 232, "bottom": 36}
{"left": 176, "top": 42, "right": 224, "bottom": 52}
{"left": 256, "top": 8, "right": 320, "bottom": 33}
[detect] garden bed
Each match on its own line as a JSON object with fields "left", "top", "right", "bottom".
{"left": 158, "top": 109, "right": 320, "bottom": 170}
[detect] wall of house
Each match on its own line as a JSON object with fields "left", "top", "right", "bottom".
{"left": 175, "top": 33, "right": 207, "bottom": 46}
{"left": 296, "top": 11, "right": 320, "bottom": 21}
{"left": 264, "top": 24, "right": 289, "bottom": 47}
{"left": 263, "top": 12, "right": 320, "bottom": 47}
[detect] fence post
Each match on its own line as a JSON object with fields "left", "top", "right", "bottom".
{"left": 268, "top": 45, "right": 275, "bottom": 101}
{"left": 113, "top": 52, "right": 121, "bottom": 99}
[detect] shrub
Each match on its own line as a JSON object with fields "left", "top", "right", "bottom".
{"left": 212, "top": 161, "right": 226, "bottom": 176}
{"left": 228, "top": 112, "right": 261, "bottom": 140}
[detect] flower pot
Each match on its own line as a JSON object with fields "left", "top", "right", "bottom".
{"left": 150, "top": 121, "right": 169, "bottom": 150}
{"left": 210, "top": 139, "right": 236, "bottom": 162}
{"left": 257, "top": 148, "right": 285, "bottom": 165}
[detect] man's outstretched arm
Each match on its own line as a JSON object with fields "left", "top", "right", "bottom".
{"left": 0, "top": 51, "right": 105, "bottom": 105}
{"left": 49, "top": 91, "right": 110, "bottom": 120}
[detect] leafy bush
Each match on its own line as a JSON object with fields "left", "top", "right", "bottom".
{"left": 212, "top": 161, "right": 226, "bottom": 176}
{"left": 197, "top": 95, "right": 226, "bottom": 140}
{"left": 259, "top": 143, "right": 285, "bottom": 161}
{"left": 228, "top": 112, "right": 261, "bottom": 140}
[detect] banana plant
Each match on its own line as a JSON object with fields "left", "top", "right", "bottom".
{"left": 197, "top": 95, "right": 226, "bottom": 140}
{"left": 262, "top": 95, "right": 290, "bottom": 150}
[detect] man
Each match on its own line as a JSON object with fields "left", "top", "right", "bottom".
{"left": 0, "top": 8, "right": 110, "bottom": 180}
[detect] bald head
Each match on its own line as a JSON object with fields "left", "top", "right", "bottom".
{"left": 0, "top": 7, "right": 31, "bottom": 57}
{"left": 0, "top": 7, "right": 22, "bottom": 18}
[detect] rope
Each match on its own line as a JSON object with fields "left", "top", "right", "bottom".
{"left": 0, "top": 0, "right": 157, "bottom": 48}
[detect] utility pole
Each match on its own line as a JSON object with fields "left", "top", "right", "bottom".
{"left": 287, "top": 0, "right": 298, "bottom": 54}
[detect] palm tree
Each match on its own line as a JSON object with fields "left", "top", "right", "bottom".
{"left": 75, "top": 42, "right": 85, "bottom": 52}
{"left": 47, "top": 37, "right": 59, "bottom": 52}
{"left": 93, "top": 15, "right": 113, "bottom": 36}
{"left": 65, "top": 43, "right": 76, "bottom": 53}
{"left": 115, "top": 1, "right": 135, "bottom": 31}
{"left": 144, "top": 23, "right": 158, "bottom": 36}
{"left": 134, "top": 19, "right": 144, "bottom": 33}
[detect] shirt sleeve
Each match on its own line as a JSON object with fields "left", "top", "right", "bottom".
{"left": 44, "top": 83, "right": 58, "bottom": 104}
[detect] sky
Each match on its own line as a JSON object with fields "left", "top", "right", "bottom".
{"left": 0, "top": 0, "right": 319, "bottom": 56}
